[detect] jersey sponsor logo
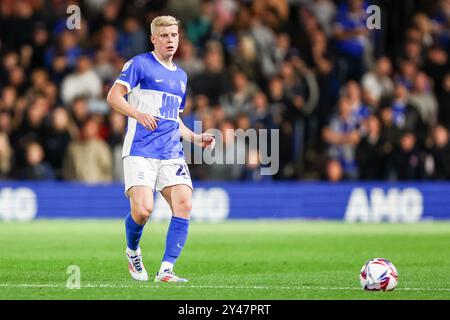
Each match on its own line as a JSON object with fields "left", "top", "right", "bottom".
{"left": 122, "top": 59, "right": 134, "bottom": 72}
{"left": 160, "top": 93, "right": 181, "bottom": 120}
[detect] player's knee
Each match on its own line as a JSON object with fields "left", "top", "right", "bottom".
{"left": 174, "top": 198, "right": 192, "bottom": 215}
{"left": 132, "top": 204, "right": 153, "bottom": 222}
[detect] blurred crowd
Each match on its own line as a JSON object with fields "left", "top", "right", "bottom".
{"left": 0, "top": 0, "right": 449, "bottom": 183}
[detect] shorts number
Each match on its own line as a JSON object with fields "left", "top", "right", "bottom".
{"left": 175, "top": 164, "right": 190, "bottom": 177}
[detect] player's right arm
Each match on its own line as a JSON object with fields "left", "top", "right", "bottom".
{"left": 106, "top": 83, "right": 159, "bottom": 130}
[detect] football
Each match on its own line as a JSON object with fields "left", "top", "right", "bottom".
{"left": 360, "top": 258, "right": 398, "bottom": 291}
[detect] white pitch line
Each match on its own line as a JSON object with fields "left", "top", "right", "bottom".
{"left": 0, "top": 283, "right": 450, "bottom": 292}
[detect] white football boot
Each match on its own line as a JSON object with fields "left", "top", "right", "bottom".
{"left": 126, "top": 247, "right": 148, "bottom": 281}
{"left": 154, "top": 269, "right": 188, "bottom": 283}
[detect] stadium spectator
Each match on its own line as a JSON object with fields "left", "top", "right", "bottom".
{"left": 60, "top": 55, "right": 103, "bottom": 106}
{"left": 395, "top": 59, "right": 418, "bottom": 91}
{"left": 308, "top": 28, "right": 340, "bottom": 120}
{"left": 48, "top": 54, "right": 71, "bottom": 86}
{"left": 402, "top": 39, "right": 424, "bottom": 68}
{"left": 272, "top": 33, "right": 292, "bottom": 75}
{"left": 324, "top": 158, "right": 343, "bottom": 182}
{"left": 8, "top": 65, "right": 28, "bottom": 96}
{"left": 332, "top": 0, "right": 372, "bottom": 81}
{"left": 186, "top": 0, "right": 214, "bottom": 48}
{"left": 63, "top": 116, "right": 112, "bottom": 183}
{"left": 0, "top": 52, "right": 19, "bottom": 88}
{"left": 107, "top": 110, "right": 126, "bottom": 182}
{"left": 235, "top": 112, "right": 252, "bottom": 131}
{"left": 190, "top": 42, "right": 229, "bottom": 105}
{"left": 267, "top": 75, "right": 289, "bottom": 126}
{"left": 248, "top": 91, "right": 276, "bottom": 130}
{"left": 0, "top": 86, "right": 17, "bottom": 112}
{"left": 220, "top": 70, "right": 258, "bottom": 119}
{"left": 117, "top": 15, "right": 148, "bottom": 59}
{"left": 431, "top": 0, "right": 450, "bottom": 48}
{"left": 96, "top": 25, "right": 120, "bottom": 58}
{"left": 230, "top": 35, "right": 263, "bottom": 84}
{"left": 211, "top": 104, "right": 227, "bottom": 127}
{"left": 0, "top": 0, "right": 36, "bottom": 51}
{"left": 29, "top": 24, "right": 49, "bottom": 70}
{"left": 280, "top": 59, "right": 306, "bottom": 116}
{"left": 70, "top": 96, "right": 90, "bottom": 129}
{"left": 429, "top": 125, "right": 450, "bottom": 179}
{"left": 266, "top": 75, "right": 294, "bottom": 178}
{"left": 361, "top": 56, "right": 394, "bottom": 108}
{"left": 27, "top": 68, "right": 51, "bottom": 98}
{"left": 15, "top": 141, "right": 55, "bottom": 181}
{"left": 240, "top": 148, "right": 272, "bottom": 182}
{"left": 10, "top": 94, "right": 50, "bottom": 168}
{"left": 356, "top": 114, "right": 386, "bottom": 180}
{"left": 343, "top": 80, "right": 370, "bottom": 125}
{"left": 424, "top": 45, "right": 449, "bottom": 97}
{"left": 45, "top": 30, "right": 82, "bottom": 70}
{"left": 389, "top": 131, "right": 425, "bottom": 180}
{"left": 280, "top": 57, "right": 319, "bottom": 163}
{"left": 438, "top": 73, "right": 450, "bottom": 128}
{"left": 93, "top": 50, "right": 116, "bottom": 83}
{"left": 389, "top": 83, "right": 425, "bottom": 137}
{"left": 174, "top": 39, "right": 205, "bottom": 78}
{"left": 249, "top": 10, "right": 278, "bottom": 79}
{"left": 45, "top": 107, "right": 77, "bottom": 180}
{"left": 322, "top": 95, "right": 360, "bottom": 179}
{"left": 207, "top": 119, "right": 244, "bottom": 180}
{"left": 412, "top": 13, "right": 435, "bottom": 48}
{"left": 0, "top": 111, "right": 14, "bottom": 136}
{"left": 378, "top": 103, "right": 403, "bottom": 158}
{"left": 307, "top": 0, "right": 337, "bottom": 36}
{"left": 42, "top": 81, "right": 60, "bottom": 109}
{"left": 252, "top": 0, "right": 289, "bottom": 24}
{"left": 88, "top": 0, "right": 122, "bottom": 35}
{"left": 409, "top": 72, "right": 439, "bottom": 129}
{"left": 0, "top": 132, "right": 13, "bottom": 179}
{"left": 166, "top": 0, "right": 202, "bottom": 25}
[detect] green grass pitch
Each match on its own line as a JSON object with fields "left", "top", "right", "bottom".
{"left": 1, "top": 220, "right": 450, "bottom": 300}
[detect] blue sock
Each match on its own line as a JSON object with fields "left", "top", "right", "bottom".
{"left": 162, "top": 216, "right": 189, "bottom": 264}
{"left": 125, "top": 212, "right": 145, "bottom": 251}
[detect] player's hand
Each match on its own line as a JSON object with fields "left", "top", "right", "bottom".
{"left": 135, "top": 111, "right": 159, "bottom": 130}
{"left": 195, "top": 133, "right": 215, "bottom": 149}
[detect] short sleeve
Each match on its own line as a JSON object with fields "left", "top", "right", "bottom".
{"left": 114, "top": 57, "right": 141, "bottom": 93}
{"left": 179, "top": 93, "right": 186, "bottom": 112}
{"left": 179, "top": 77, "right": 188, "bottom": 113}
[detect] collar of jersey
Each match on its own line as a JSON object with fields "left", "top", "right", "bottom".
{"left": 151, "top": 51, "right": 177, "bottom": 71}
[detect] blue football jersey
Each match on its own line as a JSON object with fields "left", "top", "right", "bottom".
{"left": 114, "top": 52, "right": 188, "bottom": 160}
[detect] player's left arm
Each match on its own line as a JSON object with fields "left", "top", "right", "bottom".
{"left": 178, "top": 117, "right": 215, "bottom": 149}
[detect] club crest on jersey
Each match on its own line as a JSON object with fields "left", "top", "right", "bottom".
{"left": 122, "top": 59, "right": 133, "bottom": 72}
{"left": 180, "top": 81, "right": 186, "bottom": 94}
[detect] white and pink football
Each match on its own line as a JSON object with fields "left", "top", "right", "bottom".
{"left": 360, "top": 258, "right": 398, "bottom": 291}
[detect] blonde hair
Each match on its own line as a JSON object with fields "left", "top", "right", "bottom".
{"left": 150, "top": 15, "right": 180, "bottom": 36}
